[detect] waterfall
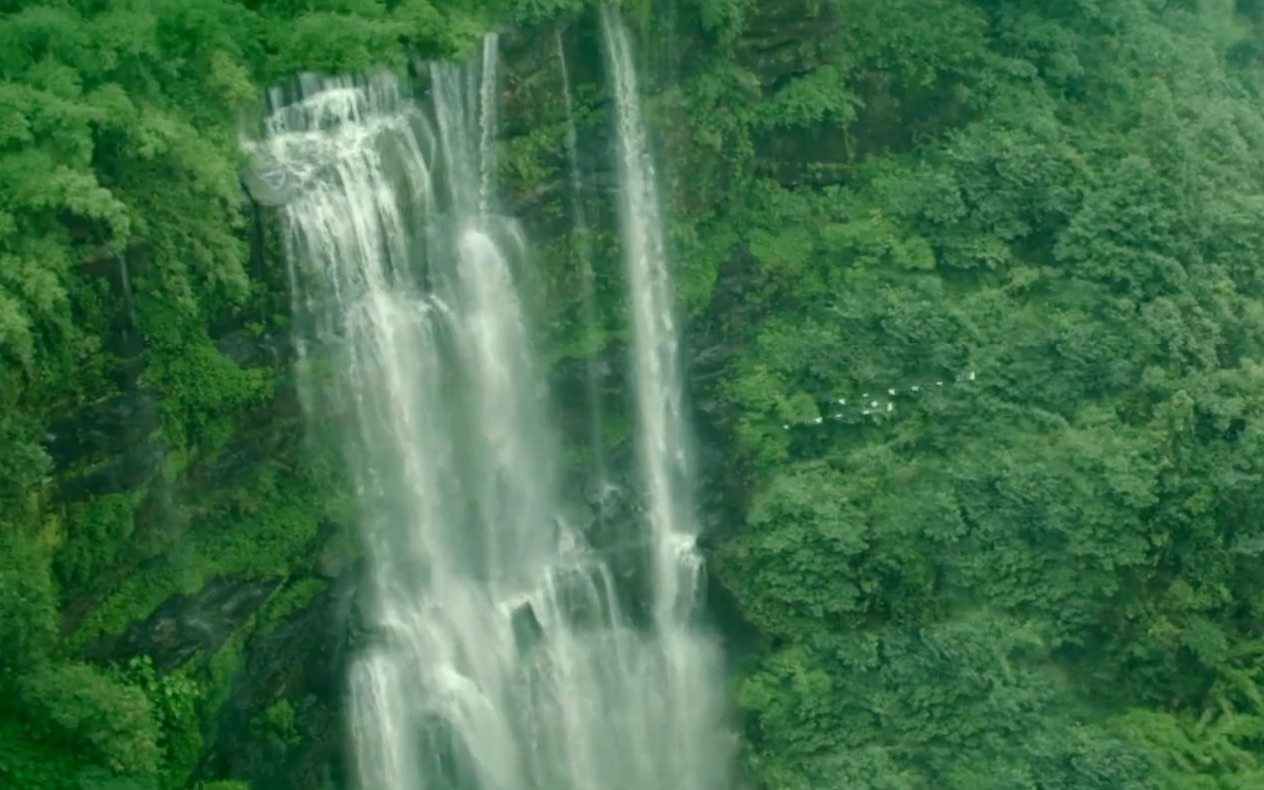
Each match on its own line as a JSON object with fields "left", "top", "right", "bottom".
{"left": 249, "top": 29, "right": 731, "bottom": 790}
{"left": 601, "top": 7, "right": 701, "bottom": 623}
{"left": 601, "top": 6, "right": 734, "bottom": 789}
{"left": 557, "top": 31, "right": 610, "bottom": 506}
{"left": 477, "top": 34, "right": 499, "bottom": 216}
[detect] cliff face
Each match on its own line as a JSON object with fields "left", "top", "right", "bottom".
{"left": 30, "top": 3, "right": 869, "bottom": 779}
{"left": 9, "top": 0, "right": 1264, "bottom": 787}
{"left": 30, "top": 231, "right": 353, "bottom": 787}
{"left": 9, "top": 8, "right": 772, "bottom": 787}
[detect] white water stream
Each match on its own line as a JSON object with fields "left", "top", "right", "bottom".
{"left": 250, "top": 18, "right": 730, "bottom": 790}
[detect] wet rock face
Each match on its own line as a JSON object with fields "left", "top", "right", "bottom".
{"left": 196, "top": 574, "right": 362, "bottom": 790}
{"left": 84, "top": 577, "right": 281, "bottom": 672}
{"left": 683, "top": 243, "right": 769, "bottom": 661}
{"left": 57, "top": 438, "right": 169, "bottom": 502}
{"left": 733, "top": 0, "right": 838, "bottom": 84}
{"left": 216, "top": 330, "right": 287, "bottom": 370}
{"left": 79, "top": 557, "right": 364, "bottom": 789}
{"left": 44, "top": 389, "right": 162, "bottom": 469}
{"left": 686, "top": 241, "right": 769, "bottom": 505}
{"left": 184, "top": 426, "right": 290, "bottom": 494}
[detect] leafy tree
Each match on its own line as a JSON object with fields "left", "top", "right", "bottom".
{"left": 17, "top": 661, "right": 162, "bottom": 776}
{"left": 697, "top": 0, "right": 1264, "bottom": 786}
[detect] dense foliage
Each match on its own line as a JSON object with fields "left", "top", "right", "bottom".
{"left": 670, "top": 0, "right": 1264, "bottom": 787}
{"left": 0, "top": 1, "right": 487, "bottom": 786}
{"left": 3, "top": 0, "right": 1264, "bottom": 787}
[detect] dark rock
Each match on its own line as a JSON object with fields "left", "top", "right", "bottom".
{"left": 734, "top": 0, "right": 838, "bottom": 84}
{"left": 550, "top": 341, "right": 626, "bottom": 406}
{"left": 102, "top": 321, "right": 146, "bottom": 362}
{"left": 667, "top": 238, "right": 767, "bottom": 662}
{"left": 184, "top": 429, "right": 287, "bottom": 494}
{"left": 44, "top": 389, "right": 162, "bottom": 468}
{"left": 216, "top": 331, "right": 286, "bottom": 369}
{"left": 196, "top": 574, "right": 361, "bottom": 790}
{"left": 56, "top": 439, "right": 168, "bottom": 502}
{"left": 317, "top": 546, "right": 346, "bottom": 580}
{"left": 106, "top": 355, "right": 147, "bottom": 392}
{"left": 85, "top": 577, "right": 280, "bottom": 672}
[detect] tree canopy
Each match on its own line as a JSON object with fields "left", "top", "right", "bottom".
{"left": 687, "top": 0, "right": 1264, "bottom": 786}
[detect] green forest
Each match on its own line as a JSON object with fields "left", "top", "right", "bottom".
{"left": 4, "top": 0, "right": 1264, "bottom": 788}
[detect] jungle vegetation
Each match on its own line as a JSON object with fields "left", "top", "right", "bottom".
{"left": 2, "top": 0, "right": 1264, "bottom": 788}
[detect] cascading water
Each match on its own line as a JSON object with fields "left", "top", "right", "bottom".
{"left": 601, "top": 8, "right": 700, "bottom": 623}
{"left": 248, "top": 27, "right": 733, "bottom": 790}
{"left": 599, "top": 7, "right": 734, "bottom": 789}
